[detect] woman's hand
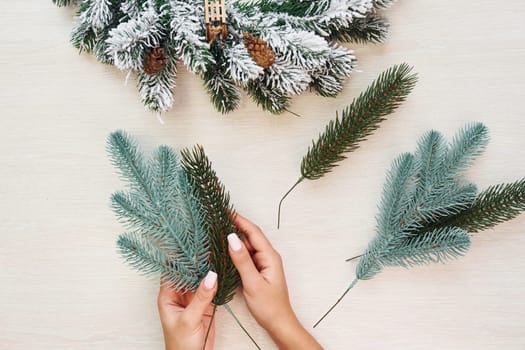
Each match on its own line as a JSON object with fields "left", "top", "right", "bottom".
{"left": 228, "top": 214, "right": 323, "bottom": 350}
{"left": 158, "top": 271, "right": 218, "bottom": 350}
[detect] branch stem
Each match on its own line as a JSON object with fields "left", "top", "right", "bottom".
{"left": 202, "top": 304, "right": 217, "bottom": 350}
{"left": 224, "top": 304, "right": 261, "bottom": 349}
{"left": 345, "top": 254, "right": 363, "bottom": 262}
{"left": 313, "top": 278, "right": 358, "bottom": 328}
{"left": 277, "top": 177, "right": 305, "bottom": 229}
{"left": 284, "top": 108, "right": 302, "bottom": 118}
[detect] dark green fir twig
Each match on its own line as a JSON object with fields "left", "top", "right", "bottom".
{"left": 180, "top": 146, "right": 260, "bottom": 349}
{"left": 277, "top": 63, "right": 418, "bottom": 228}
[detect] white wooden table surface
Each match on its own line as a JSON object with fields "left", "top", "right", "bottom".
{"left": 1, "top": 1, "right": 525, "bottom": 349}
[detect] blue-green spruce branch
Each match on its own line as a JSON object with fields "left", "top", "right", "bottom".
{"left": 107, "top": 131, "right": 260, "bottom": 349}
{"left": 277, "top": 63, "right": 418, "bottom": 228}
{"left": 54, "top": 0, "right": 396, "bottom": 114}
{"left": 314, "top": 123, "right": 525, "bottom": 327}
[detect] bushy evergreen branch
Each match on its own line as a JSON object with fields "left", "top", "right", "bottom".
{"left": 108, "top": 130, "right": 211, "bottom": 293}
{"left": 315, "top": 124, "right": 525, "bottom": 327}
{"left": 180, "top": 145, "right": 241, "bottom": 306}
{"left": 301, "top": 63, "right": 418, "bottom": 180}
{"left": 277, "top": 64, "right": 417, "bottom": 228}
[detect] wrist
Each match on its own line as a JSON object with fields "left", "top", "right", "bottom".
{"left": 266, "top": 308, "right": 301, "bottom": 340}
{"left": 267, "top": 311, "right": 321, "bottom": 350}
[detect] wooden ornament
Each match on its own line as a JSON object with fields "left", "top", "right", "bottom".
{"left": 204, "top": 0, "right": 228, "bottom": 43}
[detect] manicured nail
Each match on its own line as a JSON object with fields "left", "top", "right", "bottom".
{"left": 227, "top": 233, "right": 242, "bottom": 252}
{"left": 204, "top": 271, "right": 217, "bottom": 290}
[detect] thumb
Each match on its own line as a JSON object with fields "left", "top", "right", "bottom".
{"left": 184, "top": 271, "right": 218, "bottom": 325}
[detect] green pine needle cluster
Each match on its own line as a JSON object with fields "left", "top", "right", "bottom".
{"left": 107, "top": 130, "right": 211, "bottom": 292}
{"left": 180, "top": 145, "right": 241, "bottom": 306}
{"left": 278, "top": 63, "right": 418, "bottom": 228}
{"left": 314, "top": 123, "right": 525, "bottom": 327}
{"left": 301, "top": 63, "right": 418, "bottom": 180}
{"left": 427, "top": 179, "right": 525, "bottom": 233}
{"left": 328, "top": 14, "right": 389, "bottom": 44}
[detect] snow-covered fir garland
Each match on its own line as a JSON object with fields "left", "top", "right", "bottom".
{"left": 54, "top": 0, "right": 397, "bottom": 114}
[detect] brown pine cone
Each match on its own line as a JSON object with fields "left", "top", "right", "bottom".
{"left": 143, "top": 47, "right": 167, "bottom": 74}
{"left": 243, "top": 32, "right": 276, "bottom": 68}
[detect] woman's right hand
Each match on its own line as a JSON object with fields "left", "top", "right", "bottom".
{"left": 227, "top": 214, "right": 323, "bottom": 350}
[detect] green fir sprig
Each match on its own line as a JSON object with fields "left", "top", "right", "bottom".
{"left": 426, "top": 179, "right": 525, "bottom": 233}
{"left": 277, "top": 63, "right": 418, "bottom": 228}
{"left": 314, "top": 123, "right": 525, "bottom": 327}
{"left": 180, "top": 145, "right": 241, "bottom": 306}
{"left": 108, "top": 130, "right": 211, "bottom": 292}
{"left": 107, "top": 131, "right": 259, "bottom": 349}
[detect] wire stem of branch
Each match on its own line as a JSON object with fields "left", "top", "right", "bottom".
{"left": 224, "top": 304, "right": 261, "bottom": 349}
{"left": 277, "top": 177, "right": 305, "bottom": 229}
{"left": 313, "top": 278, "right": 358, "bottom": 328}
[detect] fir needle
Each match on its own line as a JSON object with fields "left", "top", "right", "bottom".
{"left": 313, "top": 278, "right": 358, "bottom": 328}
{"left": 224, "top": 304, "right": 261, "bottom": 350}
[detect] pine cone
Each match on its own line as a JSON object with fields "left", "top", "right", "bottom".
{"left": 243, "top": 32, "right": 275, "bottom": 68}
{"left": 143, "top": 47, "right": 167, "bottom": 74}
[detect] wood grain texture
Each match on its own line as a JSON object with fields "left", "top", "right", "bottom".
{"left": 1, "top": 1, "right": 524, "bottom": 349}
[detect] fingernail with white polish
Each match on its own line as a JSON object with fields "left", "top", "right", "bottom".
{"left": 204, "top": 271, "right": 217, "bottom": 290}
{"left": 227, "top": 233, "right": 242, "bottom": 252}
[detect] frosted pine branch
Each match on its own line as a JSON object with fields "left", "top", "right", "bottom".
{"left": 56, "top": 0, "right": 397, "bottom": 113}
{"left": 106, "top": 6, "right": 165, "bottom": 71}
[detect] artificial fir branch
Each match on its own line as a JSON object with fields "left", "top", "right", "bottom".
{"left": 180, "top": 145, "right": 241, "bottom": 305}
{"left": 180, "top": 145, "right": 261, "bottom": 349}
{"left": 108, "top": 130, "right": 211, "bottom": 292}
{"left": 108, "top": 131, "right": 259, "bottom": 348}
{"left": 314, "top": 124, "right": 525, "bottom": 327}
{"left": 277, "top": 64, "right": 418, "bottom": 228}
{"left": 301, "top": 63, "right": 418, "bottom": 180}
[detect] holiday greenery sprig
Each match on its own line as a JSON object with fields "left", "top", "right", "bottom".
{"left": 54, "top": 0, "right": 397, "bottom": 114}
{"left": 180, "top": 145, "right": 240, "bottom": 306}
{"left": 108, "top": 131, "right": 211, "bottom": 292}
{"left": 107, "top": 130, "right": 259, "bottom": 349}
{"left": 277, "top": 63, "right": 418, "bottom": 228}
{"left": 314, "top": 123, "right": 525, "bottom": 327}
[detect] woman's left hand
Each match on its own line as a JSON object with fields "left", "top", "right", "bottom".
{"left": 158, "top": 271, "right": 218, "bottom": 350}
